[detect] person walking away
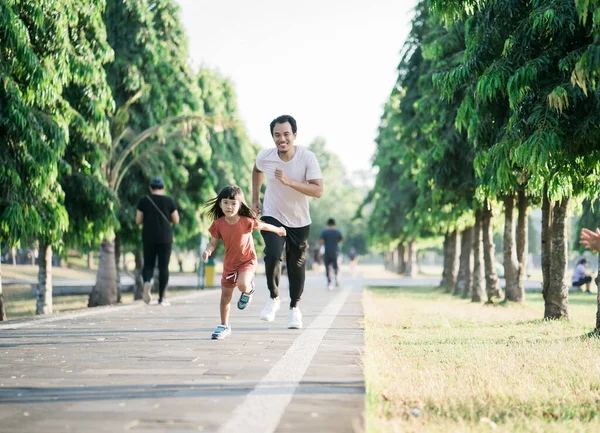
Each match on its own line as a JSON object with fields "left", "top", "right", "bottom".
{"left": 203, "top": 186, "right": 286, "bottom": 340}
{"left": 136, "top": 177, "right": 179, "bottom": 306}
{"left": 320, "top": 218, "right": 343, "bottom": 290}
{"left": 252, "top": 114, "right": 323, "bottom": 329}
{"left": 348, "top": 246, "right": 358, "bottom": 276}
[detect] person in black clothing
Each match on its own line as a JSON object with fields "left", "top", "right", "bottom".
{"left": 136, "top": 177, "right": 180, "bottom": 305}
{"left": 319, "top": 218, "right": 343, "bottom": 290}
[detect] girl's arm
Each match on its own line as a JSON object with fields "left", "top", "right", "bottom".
{"left": 256, "top": 221, "right": 286, "bottom": 237}
{"left": 202, "top": 236, "right": 219, "bottom": 262}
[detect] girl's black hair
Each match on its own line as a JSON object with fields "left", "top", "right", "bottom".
{"left": 578, "top": 258, "right": 588, "bottom": 265}
{"left": 204, "top": 185, "right": 257, "bottom": 221}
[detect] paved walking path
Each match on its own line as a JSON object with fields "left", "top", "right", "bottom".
{"left": 0, "top": 270, "right": 367, "bottom": 433}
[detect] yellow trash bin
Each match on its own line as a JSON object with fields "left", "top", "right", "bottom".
{"left": 204, "top": 258, "right": 215, "bottom": 287}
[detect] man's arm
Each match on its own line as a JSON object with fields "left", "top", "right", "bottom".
{"left": 135, "top": 210, "right": 144, "bottom": 225}
{"left": 171, "top": 210, "right": 180, "bottom": 225}
{"left": 252, "top": 164, "right": 264, "bottom": 214}
{"left": 274, "top": 168, "right": 323, "bottom": 198}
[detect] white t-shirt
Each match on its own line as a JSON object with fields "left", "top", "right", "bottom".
{"left": 256, "top": 146, "right": 322, "bottom": 228}
{"left": 572, "top": 263, "right": 587, "bottom": 283}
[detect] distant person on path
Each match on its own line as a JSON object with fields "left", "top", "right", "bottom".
{"left": 136, "top": 177, "right": 179, "bottom": 306}
{"left": 203, "top": 186, "right": 286, "bottom": 340}
{"left": 572, "top": 258, "right": 593, "bottom": 293}
{"left": 320, "top": 218, "right": 343, "bottom": 290}
{"left": 252, "top": 114, "right": 323, "bottom": 329}
{"left": 348, "top": 246, "right": 359, "bottom": 275}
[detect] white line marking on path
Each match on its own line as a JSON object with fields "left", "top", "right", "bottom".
{"left": 219, "top": 284, "right": 353, "bottom": 433}
{"left": 0, "top": 290, "right": 216, "bottom": 330}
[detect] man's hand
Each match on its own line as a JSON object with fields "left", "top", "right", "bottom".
{"left": 202, "top": 250, "right": 211, "bottom": 262}
{"left": 252, "top": 200, "right": 262, "bottom": 215}
{"left": 278, "top": 227, "right": 287, "bottom": 237}
{"left": 275, "top": 168, "right": 292, "bottom": 186}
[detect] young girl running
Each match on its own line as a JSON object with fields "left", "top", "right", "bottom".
{"left": 203, "top": 185, "right": 286, "bottom": 340}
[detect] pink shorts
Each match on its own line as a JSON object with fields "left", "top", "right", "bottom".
{"left": 221, "top": 261, "right": 257, "bottom": 289}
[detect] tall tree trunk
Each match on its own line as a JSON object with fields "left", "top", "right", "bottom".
{"left": 397, "top": 243, "right": 406, "bottom": 274}
{"left": 455, "top": 226, "right": 473, "bottom": 297}
{"left": 11, "top": 247, "right": 16, "bottom": 266}
{"left": 114, "top": 233, "right": 122, "bottom": 303}
{"left": 405, "top": 241, "right": 417, "bottom": 277}
{"left": 595, "top": 255, "right": 600, "bottom": 332}
{"left": 482, "top": 201, "right": 502, "bottom": 302}
{"left": 472, "top": 210, "right": 485, "bottom": 302}
{"left": 441, "top": 230, "right": 460, "bottom": 291}
{"left": 134, "top": 249, "right": 144, "bottom": 300}
{"left": 541, "top": 185, "right": 553, "bottom": 301}
{"left": 441, "top": 234, "right": 449, "bottom": 287}
{"left": 515, "top": 190, "right": 528, "bottom": 302}
{"left": 36, "top": 241, "right": 53, "bottom": 315}
{"left": 88, "top": 239, "right": 118, "bottom": 307}
{"left": 384, "top": 251, "right": 391, "bottom": 271}
{"left": 0, "top": 253, "right": 6, "bottom": 321}
{"left": 392, "top": 247, "right": 399, "bottom": 274}
{"left": 545, "top": 198, "right": 569, "bottom": 320}
{"left": 87, "top": 251, "right": 94, "bottom": 269}
{"left": 503, "top": 195, "right": 519, "bottom": 301}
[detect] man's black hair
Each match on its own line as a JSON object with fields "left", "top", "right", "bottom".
{"left": 270, "top": 114, "right": 297, "bottom": 136}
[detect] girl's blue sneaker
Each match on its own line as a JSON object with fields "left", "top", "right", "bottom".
{"left": 237, "top": 284, "right": 255, "bottom": 310}
{"left": 211, "top": 325, "right": 231, "bottom": 340}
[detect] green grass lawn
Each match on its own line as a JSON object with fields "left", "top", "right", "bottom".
{"left": 364, "top": 286, "right": 600, "bottom": 433}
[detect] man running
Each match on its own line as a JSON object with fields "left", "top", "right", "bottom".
{"left": 252, "top": 115, "right": 323, "bottom": 329}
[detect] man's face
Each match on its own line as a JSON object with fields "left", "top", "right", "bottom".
{"left": 272, "top": 122, "right": 296, "bottom": 154}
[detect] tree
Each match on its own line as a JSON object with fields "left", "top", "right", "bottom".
{"left": 431, "top": 0, "right": 600, "bottom": 318}
{"left": 0, "top": 0, "right": 105, "bottom": 317}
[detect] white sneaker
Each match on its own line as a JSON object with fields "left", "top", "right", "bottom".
{"left": 288, "top": 307, "right": 303, "bottom": 329}
{"left": 142, "top": 281, "right": 152, "bottom": 304}
{"left": 260, "top": 298, "right": 281, "bottom": 322}
{"left": 327, "top": 283, "right": 333, "bottom": 291}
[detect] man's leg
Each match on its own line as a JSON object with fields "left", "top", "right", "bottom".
{"left": 324, "top": 256, "right": 333, "bottom": 285}
{"left": 332, "top": 256, "right": 340, "bottom": 286}
{"left": 261, "top": 217, "right": 285, "bottom": 299}
{"left": 142, "top": 242, "right": 158, "bottom": 283}
{"left": 156, "top": 242, "right": 172, "bottom": 302}
{"left": 285, "top": 225, "right": 310, "bottom": 308}
{"left": 142, "top": 242, "right": 158, "bottom": 304}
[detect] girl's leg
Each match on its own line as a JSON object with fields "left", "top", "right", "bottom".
{"left": 237, "top": 270, "right": 255, "bottom": 294}
{"left": 220, "top": 285, "right": 235, "bottom": 325}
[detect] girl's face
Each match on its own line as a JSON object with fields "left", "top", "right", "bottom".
{"left": 220, "top": 197, "right": 241, "bottom": 218}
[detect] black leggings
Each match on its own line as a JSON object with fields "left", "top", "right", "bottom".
{"left": 142, "top": 242, "right": 172, "bottom": 300}
{"left": 260, "top": 217, "right": 309, "bottom": 308}
{"left": 573, "top": 276, "right": 592, "bottom": 287}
